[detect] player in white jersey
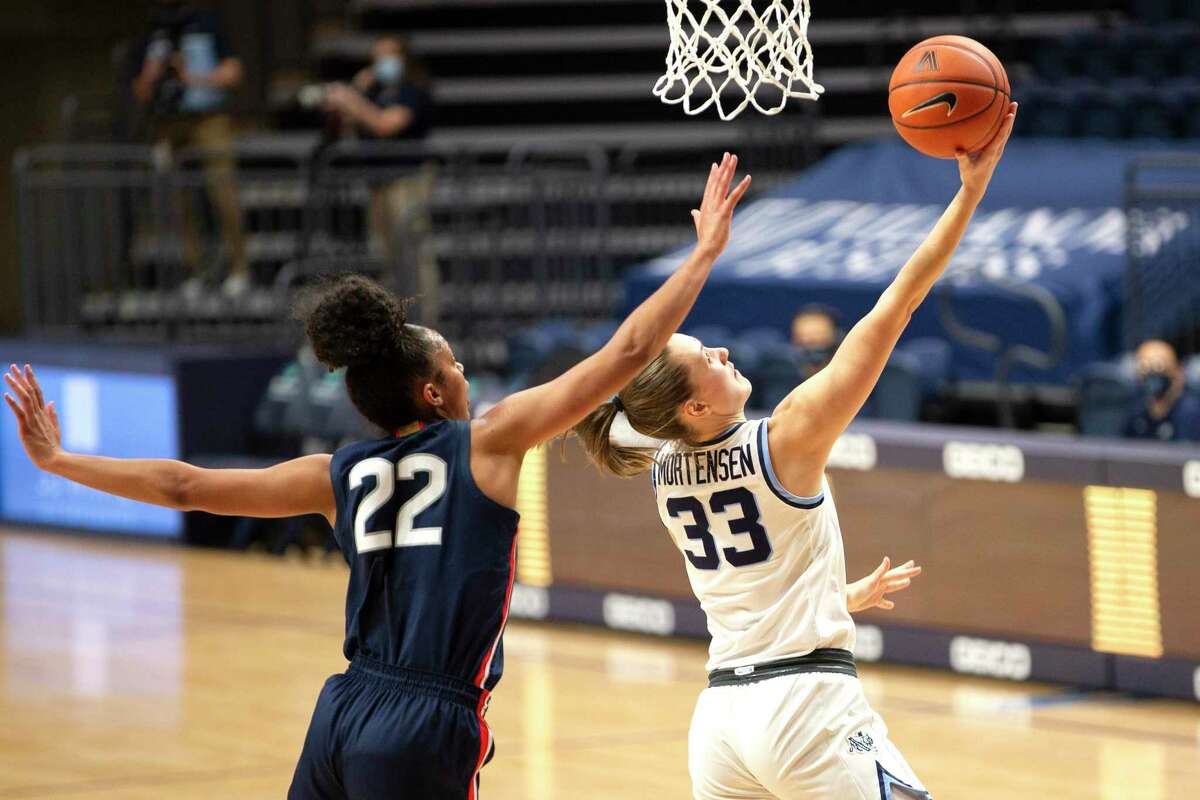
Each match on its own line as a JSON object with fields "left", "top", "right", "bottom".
{"left": 574, "top": 103, "right": 1017, "bottom": 799}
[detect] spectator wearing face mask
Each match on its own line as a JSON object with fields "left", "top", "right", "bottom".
{"left": 1123, "top": 339, "right": 1200, "bottom": 442}
{"left": 322, "top": 36, "right": 438, "bottom": 324}
{"left": 791, "top": 304, "right": 842, "bottom": 379}
{"left": 322, "top": 36, "right": 432, "bottom": 143}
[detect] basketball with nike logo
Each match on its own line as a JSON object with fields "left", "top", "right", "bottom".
{"left": 888, "top": 35, "right": 1010, "bottom": 159}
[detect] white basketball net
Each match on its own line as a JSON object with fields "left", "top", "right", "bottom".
{"left": 654, "top": 0, "right": 824, "bottom": 120}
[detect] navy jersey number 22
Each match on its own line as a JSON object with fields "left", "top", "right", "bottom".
{"left": 348, "top": 454, "right": 447, "bottom": 553}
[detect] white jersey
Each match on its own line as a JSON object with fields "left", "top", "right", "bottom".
{"left": 652, "top": 418, "right": 854, "bottom": 672}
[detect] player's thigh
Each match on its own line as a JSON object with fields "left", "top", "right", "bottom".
{"left": 825, "top": 678, "right": 927, "bottom": 800}
{"left": 742, "top": 674, "right": 930, "bottom": 800}
{"left": 688, "top": 687, "right": 775, "bottom": 800}
{"left": 820, "top": 728, "right": 930, "bottom": 800}
{"left": 340, "top": 691, "right": 483, "bottom": 800}
{"left": 288, "top": 675, "right": 349, "bottom": 800}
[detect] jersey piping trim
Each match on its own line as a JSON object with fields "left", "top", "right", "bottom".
{"left": 757, "top": 420, "right": 824, "bottom": 509}
{"left": 469, "top": 709, "right": 492, "bottom": 800}
{"left": 877, "top": 762, "right": 932, "bottom": 799}
{"left": 695, "top": 421, "right": 748, "bottom": 447}
{"left": 650, "top": 439, "right": 669, "bottom": 497}
{"left": 474, "top": 534, "right": 518, "bottom": 688}
{"left": 393, "top": 420, "right": 427, "bottom": 437}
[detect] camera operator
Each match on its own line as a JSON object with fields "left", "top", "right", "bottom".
{"left": 311, "top": 36, "right": 439, "bottom": 323}
{"left": 130, "top": 0, "right": 249, "bottom": 301}
{"left": 321, "top": 36, "right": 432, "bottom": 143}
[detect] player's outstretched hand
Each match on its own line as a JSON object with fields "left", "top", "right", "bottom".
{"left": 846, "top": 557, "right": 923, "bottom": 614}
{"left": 692, "top": 152, "right": 752, "bottom": 257}
{"left": 3, "top": 364, "right": 62, "bottom": 471}
{"left": 957, "top": 101, "right": 1017, "bottom": 198}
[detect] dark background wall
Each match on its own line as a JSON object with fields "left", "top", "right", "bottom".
{"left": 0, "top": 0, "right": 299, "bottom": 335}
{"left": 0, "top": 2, "right": 150, "bottom": 334}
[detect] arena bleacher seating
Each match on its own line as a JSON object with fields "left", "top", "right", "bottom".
{"left": 17, "top": 0, "right": 1200, "bottom": 433}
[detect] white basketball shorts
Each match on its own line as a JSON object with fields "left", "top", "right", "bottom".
{"left": 688, "top": 672, "right": 930, "bottom": 799}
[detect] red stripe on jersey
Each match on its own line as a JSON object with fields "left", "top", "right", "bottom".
{"left": 468, "top": 536, "right": 515, "bottom": 798}
{"left": 469, "top": 692, "right": 492, "bottom": 800}
{"left": 393, "top": 421, "right": 427, "bottom": 438}
{"left": 473, "top": 535, "right": 518, "bottom": 688}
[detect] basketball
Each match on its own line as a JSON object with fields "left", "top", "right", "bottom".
{"left": 888, "top": 35, "right": 1011, "bottom": 159}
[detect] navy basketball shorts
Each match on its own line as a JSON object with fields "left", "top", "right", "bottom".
{"left": 289, "top": 657, "right": 495, "bottom": 800}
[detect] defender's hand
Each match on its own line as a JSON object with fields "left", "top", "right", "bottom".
{"left": 847, "top": 557, "right": 922, "bottom": 613}
{"left": 692, "top": 152, "right": 752, "bottom": 257}
{"left": 4, "top": 364, "right": 63, "bottom": 471}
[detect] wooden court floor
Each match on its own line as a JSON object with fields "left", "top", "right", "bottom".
{"left": 0, "top": 528, "right": 1196, "bottom": 800}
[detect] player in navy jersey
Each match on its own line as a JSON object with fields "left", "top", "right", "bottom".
{"left": 3, "top": 154, "right": 752, "bottom": 800}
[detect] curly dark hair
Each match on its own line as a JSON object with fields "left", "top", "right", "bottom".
{"left": 294, "top": 274, "right": 440, "bottom": 432}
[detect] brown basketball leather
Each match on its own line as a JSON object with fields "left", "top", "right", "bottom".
{"left": 888, "top": 35, "right": 1010, "bottom": 159}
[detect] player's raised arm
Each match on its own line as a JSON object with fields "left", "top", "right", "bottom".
{"left": 770, "top": 103, "right": 1017, "bottom": 479}
{"left": 3, "top": 364, "right": 336, "bottom": 524}
{"left": 473, "top": 153, "right": 751, "bottom": 456}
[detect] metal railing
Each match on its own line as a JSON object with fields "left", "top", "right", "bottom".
{"left": 936, "top": 277, "right": 1068, "bottom": 428}
{"left": 1124, "top": 153, "right": 1200, "bottom": 357}
{"left": 14, "top": 135, "right": 809, "bottom": 367}
{"left": 8, "top": 141, "right": 580, "bottom": 363}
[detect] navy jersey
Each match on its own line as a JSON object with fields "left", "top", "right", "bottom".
{"left": 329, "top": 420, "right": 520, "bottom": 692}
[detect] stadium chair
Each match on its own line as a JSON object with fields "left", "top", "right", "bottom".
{"left": 1165, "top": 81, "right": 1200, "bottom": 138}
{"left": 1164, "top": 26, "right": 1200, "bottom": 78}
{"left": 1077, "top": 30, "right": 1122, "bottom": 84}
{"left": 507, "top": 319, "right": 580, "bottom": 380}
{"left": 466, "top": 371, "right": 512, "bottom": 413}
{"left": 253, "top": 348, "right": 328, "bottom": 446}
{"left": 1011, "top": 83, "right": 1040, "bottom": 138}
{"left": 312, "top": 371, "right": 374, "bottom": 446}
{"left": 751, "top": 341, "right": 805, "bottom": 411}
{"left": 1119, "top": 26, "right": 1171, "bottom": 83}
{"left": 1177, "top": 0, "right": 1200, "bottom": 24}
{"left": 860, "top": 355, "right": 924, "bottom": 422}
{"left": 731, "top": 330, "right": 787, "bottom": 397}
{"left": 686, "top": 324, "right": 734, "bottom": 347}
{"left": 1115, "top": 351, "right": 1139, "bottom": 378}
{"left": 1025, "top": 85, "right": 1075, "bottom": 138}
{"left": 727, "top": 337, "right": 765, "bottom": 389}
{"left": 1075, "top": 361, "right": 1139, "bottom": 438}
{"left": 729, "top": 337, "right": 770, "bottom": 403}
{"left": 1151, "top": 84, "right": 1190, "bottom": 139}
{"left": 738, "top": 326, "right": 788, "bottom": 348}
{"left": 1185, "top": 355, "right": 1200, "bottom": 395}
{"left": 1132, "top": 0, "right": 1174, "bottom": 25}
{"left": 1032, "top": 41, "right": 1077, "bottom": 82}
{"left": 898, "top": 337, "right": 954, "bottom": 398}
{"left": 228, "top": 350, "right": 353, "bottom": 553}
{"left": 1072, "top": 81, "right": 1125, "bottom": 140}
{"left": 574, "top": 319, "right": 621, "bottom": 354}
{"left": 1121, "top": 80, "right": 1177, "bottom": 139}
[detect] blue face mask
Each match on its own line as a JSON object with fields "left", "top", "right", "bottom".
{"left": 794, "top": 345, "right": 834, "bottom": 371}
{"left": 1141, "top": 371, "right": 1171, "bottom": 401}
{"left": 375, "top": 57, "right": 403, "bottom": 84}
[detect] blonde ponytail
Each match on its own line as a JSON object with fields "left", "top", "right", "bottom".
{"left": 573, "top": 400, "right": 658, "bottom": 477}
{"left": 571, "top": 349, "right": 694, "bottom": 477}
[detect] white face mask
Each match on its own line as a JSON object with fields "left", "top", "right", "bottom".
{"left": 375, "top": 56, "right": 403, "bottom": 84}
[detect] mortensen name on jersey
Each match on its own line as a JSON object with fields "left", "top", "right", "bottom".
{"left": 653, "top": 442, "right": 757, "bottom": 488}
